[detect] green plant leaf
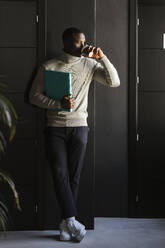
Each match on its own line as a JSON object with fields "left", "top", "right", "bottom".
{"left": 0, "top": 93, "right": 18, "bottom": 142}
{"left": 0, "top": 83, "right": 20, "bottom": 232}
{"left": 0, "top": 170, "right": 22, "bottom": 212}
{"left": 0, "top": 200, "right": 8, "bottom": 231}
{"left": 0, "top": 131, "right": 7, "bottom": 155}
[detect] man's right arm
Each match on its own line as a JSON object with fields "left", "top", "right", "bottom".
{"left": 29, "top": 64, "right": 62, "bottom": 109}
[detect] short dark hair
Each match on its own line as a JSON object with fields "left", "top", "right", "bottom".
{"left": 62, "top": 27, "right": 83, "bottom": 42}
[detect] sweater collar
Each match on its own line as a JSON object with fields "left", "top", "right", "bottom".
{"left": 57, "top": 49, "right": 82, "bottom": 64}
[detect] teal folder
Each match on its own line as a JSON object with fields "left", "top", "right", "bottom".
{"left": 44, "top": 69, "right": 72, "bottom": 112}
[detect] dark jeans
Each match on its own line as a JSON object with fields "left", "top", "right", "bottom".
{"left": 44, "top": 126, "right": 89, "bottom": 219}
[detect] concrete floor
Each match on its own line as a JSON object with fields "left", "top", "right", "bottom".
{"left": 0, "top": 217, "right": 165, "bottom": 248}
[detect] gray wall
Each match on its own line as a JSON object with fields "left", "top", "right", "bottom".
{"left": 46, "top": 0, "right": 128, "bottom": 217}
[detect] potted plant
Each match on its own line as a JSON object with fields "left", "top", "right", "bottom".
{"left": 0, "top": 82, "right": 21, "bottom": 233}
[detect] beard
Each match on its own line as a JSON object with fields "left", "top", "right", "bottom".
{"left": 73, "top": 47, "right": 82, "bottom": 56}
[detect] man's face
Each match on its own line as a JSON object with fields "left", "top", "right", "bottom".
{"left": 64, "top": 32, "right": 86, "bottom": 57}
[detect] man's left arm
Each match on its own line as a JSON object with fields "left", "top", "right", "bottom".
{"left": 91, "top": 47, "right": 120, "bottom": 87}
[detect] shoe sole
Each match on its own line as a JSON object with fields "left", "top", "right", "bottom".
{"left": 75, "top": 228, "right": 86, "bottom": 242}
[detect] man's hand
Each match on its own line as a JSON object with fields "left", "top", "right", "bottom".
{"left": 61, "top": 94, "right": 75, "bottom": 109}
{"left": 87, "top": 46, "right": 104, "bottom": 60}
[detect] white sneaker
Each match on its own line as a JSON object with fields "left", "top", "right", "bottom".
{"left": 59, "top": 219, "right": 72, "bottom": 241}
{"left": 66, "top": 219, "right": 86, "bottom": 242}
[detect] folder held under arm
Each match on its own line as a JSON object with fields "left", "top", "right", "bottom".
{"left": 44, "top": 69, "right": 72, "bottom": 112}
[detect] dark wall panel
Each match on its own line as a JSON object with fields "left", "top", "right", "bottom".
{"left": 139, "top": 50, "right": 165, "bottom": 91}
{"left": 139, "top": 0, "right": 165, "bottom": 4}
{"left": 0, "top": 1, "right": 36, "bottom": 47}
{"left": 1, "top": 140, "right": 36, "bottom": 185}
{"left": 0, "top": 48, "right": 36, "bottom": 92}
{"left": 95, "top": 0, "right": 128, "bottom": 216}
{"left": 137, "top": 92, "right": 165, "bottom": 217}
{"left": 139, "top": 5, "right": 165, "bottom": 48}
{"left": 137, "top": 1, "right": 165, "bottom": 217}
{"left": 0, "top": 0, "right": 37, "bottom": 230}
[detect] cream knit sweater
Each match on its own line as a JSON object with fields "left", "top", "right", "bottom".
{"left": 29, "top": 50, "right": 120, "bottom": 127}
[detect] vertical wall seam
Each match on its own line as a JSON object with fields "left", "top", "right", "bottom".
{"left": 45, "top": 0, "right": 47, "bottom": 57}
{"left": 93, "top": 0, "right": 96, "bottom": 218}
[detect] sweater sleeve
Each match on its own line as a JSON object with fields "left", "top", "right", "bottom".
{"left": 29, "top": 64, "right": 62, "bottom": 109}
{"left": 92, "top": 54, "right": 120, "bottom": 87}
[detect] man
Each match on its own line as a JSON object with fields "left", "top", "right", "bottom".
{"left": 29, "top": 27, "right": 120, "bottom": 242}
